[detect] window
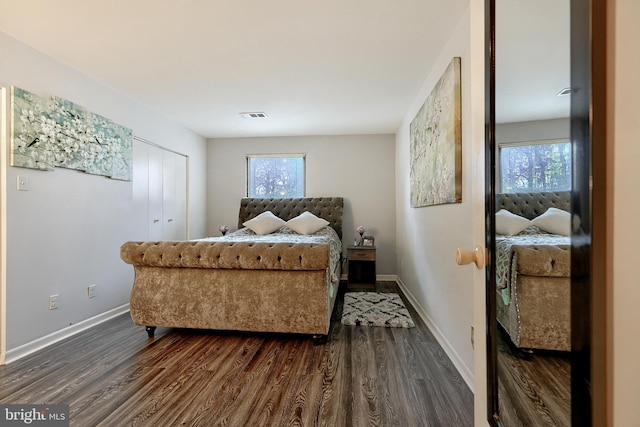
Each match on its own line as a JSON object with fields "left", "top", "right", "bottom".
{"left": 246, "top": 154, "right": 305, "bottom": 198}
{"left": 499, "top": 140, "right": 571, "bottom": 193}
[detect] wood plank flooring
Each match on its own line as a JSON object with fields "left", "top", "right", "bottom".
{"left": 497, "top": 329, "right": 571, "bottom": 427}
{"left": 0, "top": 282, "right": 473, "bottom": 427}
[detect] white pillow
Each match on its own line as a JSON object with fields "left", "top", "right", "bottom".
{"left": 285, "top": 211, "right": 329, "bottom": 235}
{"left": 532, "top": 207, "right": 571, "bottom": 236}
{"left": 242, "top": 211, "right": 285, "bottom": 235}
{"left": 495, "top": 209, "right": 532, "bottom": 235}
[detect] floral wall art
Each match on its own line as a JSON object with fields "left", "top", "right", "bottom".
{"left": 10, "top": 86, "right": 133, "bottom": 181}
{"left": 409, "top": 57, "right": 462, "bottom": 207}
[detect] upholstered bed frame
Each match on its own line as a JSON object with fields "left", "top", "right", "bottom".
{"left": 496, "top": 191, "right": 571, "bottom": 351}
{"left": 237, "top": 197, "right": 344, "bottom": 239}
{"left": 121, "top": 197, "right": 343, "bottom": 342}
{"left": 497, "top": 191, "right": 570, "bottom": 219}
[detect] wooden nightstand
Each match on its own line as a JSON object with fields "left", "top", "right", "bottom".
{"left": 347, "top": 246, "right": 376, "bottom": 287}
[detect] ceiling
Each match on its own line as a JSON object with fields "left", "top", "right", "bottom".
{"left": 0, "top": 0, "right": 569, "bottom": 139}
{"left": 495, "top": 0, "right": 570, "bottom": 124}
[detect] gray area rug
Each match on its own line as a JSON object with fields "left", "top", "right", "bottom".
{"left": 341, "top": 292, "right": 415, "bottom": 328}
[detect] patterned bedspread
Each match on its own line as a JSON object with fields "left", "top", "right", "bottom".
{"left": 496, "top": 227, "right": 570, "bottom": 305}
{"left": 198, "top": 226, "right": 342, "bottom": 282}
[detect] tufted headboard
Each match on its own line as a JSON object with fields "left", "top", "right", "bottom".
{"left": 238, "top": 197, "right": 344, "bottom": 240}
{"left": 496, "top": 191, "right": 571, "bottom": 220}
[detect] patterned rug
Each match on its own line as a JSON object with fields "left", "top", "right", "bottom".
{"left": 341, "top": 292, "right": 415, "bottom": 328}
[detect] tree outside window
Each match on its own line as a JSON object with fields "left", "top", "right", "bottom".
{"left": 247, "top": 154, "right": 305, "bottom": 198}
{"left": 500, "top": 141, "right": 571, "bottom": 193}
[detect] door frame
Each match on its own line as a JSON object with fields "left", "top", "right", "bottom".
{"left": 483, "top": 0, "right": 498, "bottom": 422}
{"left": 0, "top": 86, "right": 7, "bottom": 365}
{"left": 570, "top": 0, "right": 607, "bottom": 424}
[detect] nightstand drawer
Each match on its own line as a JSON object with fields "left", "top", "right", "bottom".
{"left": 348, "top": 249, "right": 375, "bottom": 261}
{"left": 347, "top": 245, "right": 376, "bottom": 286}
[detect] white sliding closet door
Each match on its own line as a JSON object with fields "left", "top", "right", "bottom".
{"left": 148, "top": 145, "right": 164, "bottom": 241}
{"left": 133, "top": 139, "right": 188, "bottom": 242}
{"left": 173, "top": 154, "right": 187, "bottom": 240}
{"left": 162, "top": 150, "right": 187, "bottom": 240}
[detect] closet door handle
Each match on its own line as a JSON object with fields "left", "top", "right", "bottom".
{"left": 153, "top": 219, "right": 160, "bottom": 223}
{"left": 167, "top": 219, "right": 173, "bottom": 222}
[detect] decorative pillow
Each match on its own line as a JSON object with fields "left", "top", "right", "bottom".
{"left": 285, "top": 211, "right": 329, "bottom": 235}
{"left": 532, "top": 207, "right": 571, "bottom": 236}
{"left": 242, "top": 211, "right": 285, "bottom": 235}
{"left": 495, "top": 209, "right": 532, "bottom": 235}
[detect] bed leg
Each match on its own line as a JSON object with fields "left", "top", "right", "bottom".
{"left": 517, "top": 348, "right": 534, "bottom": 361}
{"left": 312, "top": 334, "right": 327, "bottom": 345}
{"left": 145, "top": 326, "right": 156, "bottom": 338}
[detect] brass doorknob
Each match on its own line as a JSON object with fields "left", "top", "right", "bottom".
{"left": 456, "top": 246, "right": 486, "bottom": 269}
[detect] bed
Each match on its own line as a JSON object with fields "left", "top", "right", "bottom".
{"left": 120, "top": 197, "right": 343, "bottom": 343}
{"left": 495, "top": 191, "right": 571, "bottom": 351}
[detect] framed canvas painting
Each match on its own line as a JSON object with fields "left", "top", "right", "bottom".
{"left": 10, "top": 86, "right": 133, "bottom": 181}
{"left": 410, "top": 57, "right": 462, "bottom": 207}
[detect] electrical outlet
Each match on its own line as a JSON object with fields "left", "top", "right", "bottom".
{"left": 88, "top": 285, "right": 96, "bottom": 299}
{"left": 49, "top": 294, "right": 59, "bottom": 310}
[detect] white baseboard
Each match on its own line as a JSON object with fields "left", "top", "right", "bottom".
{"left": 3, "top": 304, "right": 130, "bottom": 365}
{"left": 395, "top": 277, "right": 474, "bottom": 392}
{"left": 339, "top": 274, "right": 398, "bottom": 282}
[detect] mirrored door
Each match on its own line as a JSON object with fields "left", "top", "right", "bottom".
{"left": 485, "top": 0, "right": 606, "bottom": 425}
{"left": 497, "top": 1, "right": 571, "bottom": 426}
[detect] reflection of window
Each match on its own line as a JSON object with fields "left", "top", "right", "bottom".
{"left": 247, "top": 154, "right": 305, "bottom": 198}
{"left": 499, "top": 140, "right": 571, "bottom": 193}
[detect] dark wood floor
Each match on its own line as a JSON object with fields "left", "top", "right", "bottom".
{"left": 0, "top": 282, "right": 473, "bottom": 427}
{"left": 497, "top": 329, "right": 571, "bottom": 427}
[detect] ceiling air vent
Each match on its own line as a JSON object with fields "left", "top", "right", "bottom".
{"left": 239, "top": 112, "right": 268, "bottom": 119}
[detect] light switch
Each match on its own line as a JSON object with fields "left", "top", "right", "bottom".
{"left": 17, "top": 175, "right": 29, "bottom": 191}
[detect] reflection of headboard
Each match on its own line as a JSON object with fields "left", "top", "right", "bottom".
{"left": 238, "top": 197, "right": 344, "bottom": 239}
{"left": 496, "top": 191, "right": 570, "bottom": 220}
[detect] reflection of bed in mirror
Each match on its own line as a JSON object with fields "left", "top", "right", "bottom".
{"left": 495, "top": 191, "right": 571, "bottom": 351}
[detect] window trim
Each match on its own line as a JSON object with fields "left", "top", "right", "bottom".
{"left": 245, "top": 153, "right": 306, "bottom": 198}
{"left": 497, "top": 138, "right": 571, "bottom": 193}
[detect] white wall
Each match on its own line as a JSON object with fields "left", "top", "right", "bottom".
{"left": 496, "top": 118, "right": 569, "bottom": 143}
{"left": 609, "top": 1, "right": 640, "bottom": 425}
{"left": 206, "top": 134, "right": 396, "bottom": 275}
{"left": 395, "top": 6, "right": 474, "bottom": 384}
{"left": 0, "top": 32, "right": 207, "bottom": 353}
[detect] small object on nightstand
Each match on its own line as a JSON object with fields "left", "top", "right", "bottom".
{"left": 219, "top": 225, "right": 229, "bottom": 236}
{"left": 347, "top": 245, "right": 376, "bottom": 288}
{"left": 356, "top": 225, "right": 366, "bottom": 245}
